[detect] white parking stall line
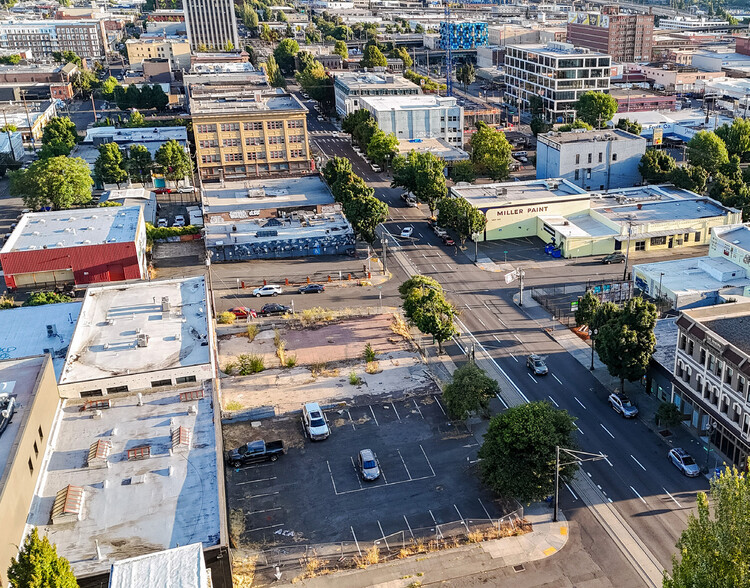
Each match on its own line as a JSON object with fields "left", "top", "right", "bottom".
{"left": 477, "top": 317, "right": 486, "bottom": 327}
{"left": 631, "top": 455, "right": 647, "bottom": 472}
{"left": 351, "top": 527, "right": 362, "bottom": 556}
{"left": 498, "top": 318, "right": 507, "bottom": 327}
{"left": 574, "top": 396, "right": 587, "bottom": 409}
{"left": 630, "top": 485, "right": 648, "bottom": 505}
{"left": 455, "top": 504, "right": 471, "bottom": 533}
{"left": 234, "top": 462, "right": 276, "bottom": 471}
{"left": 377, "top": 520, "right": 390, "bottom": 550}
{"left": 330, "top": 474, "right": 436, "bottom": 495}
{"left": 477, "top": 498, "right": 492, "bottom": 520}
{"left": 429, "top": 510, "right": 444, "bottom": 539}
{"left": 663, "top": 487, "right": 682, "bottom": 508}
{"left": 431, "top": 264, "right": 437, "bottom": 272}
{"left": 565, "top": 482, "right": 578, "bottom": 500}
{"left": 237, "top": 476, "right": 277, "bottom": 486}
{"left": 465, "top": 303, "right": 471, "bottom": 311}
{"left": 398, "top": 449, "right": 413, "bottom": 480}
{"left": 350, "top": 456, "right": 363, "bottom": 489}
{"left": 420, "top": 444, "right": 436, "bottom": 477}
{"left": 528, "top": 373, "right": 538, "bottom": 384}
{"left": 248, "top": 507, "right": 282, "bottom": 515}
{"left": 547, "top": 395, "right": 559, "bottom": 407}
{"left": 513, "top": 334, "right": 523, "bottom": 343}
{"left": 482, "top": 301, "right": 492, "bottom": 312}
{"left": 347, "top": 409, "right": 356, "bottom": 430}
{"left": 403, "top": 515, "right": 415, "bottom": 539}
{"left": 246, "top": 491, "right": 279, "bottom": 499}
{"left": 246, "top": 523, "right": 283, "bottom": 533}
{"left": 552, "top": 374, "right": 563, "bottom": 385}
{"left": 379, "top": 462, "right": 389, "bottom": 484}
{"left": 433, "top": 395, "right": 447, "bottom": 416}
{"left": 422, "top": 253, "right": 427, "bottom": 259}
{"left": 412, "top": 399, "right": 425, "bottom": 419}
{"left": 327, "top": 460, "right": 339, "bottom": 494}
{"left": 600, "top": 452, "right": 613, "bottom": 467}
{"left": 391, "top": 402, "right": 401, "bottom": 420}
{"left": 418, "top": 232, "right": 424, "bottom": 238}
{"left": 446, "top": 265, "right": 453, "bottom": 271}
{"left": 509, "top": 353, "right": 518, "bottom": 363}
{"left": 600, "top": 424, "right": 615, "bottom": 439}
{"left": 369, "top": 405, "right": 380, "bottom": 427}
{"left": 576, "top": 426, "right": 584, "bottom": 435}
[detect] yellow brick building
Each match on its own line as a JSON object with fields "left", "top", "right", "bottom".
{"left": 190, "top": 88, "right": 312, "bottom": 181}
{"left": 125, "top": 37, "right": 191, "bottom": 70}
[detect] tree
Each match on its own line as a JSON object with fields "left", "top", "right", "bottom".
{"left": 0, "top": 54, "right": 20, "bottom": 65}
{"left": 342, "top": 109, "right": 372, "bottom": 135}
{"left": 38, "top": 140, "right": 73, "bottom": 160}
{"left": 478, "top": 402, "right": 578, "bottom": 504}
{"left": 264, "top": 55, "right": 285, "bottom": 88}
{"left": 715, "top": 118, "right": 750, "bottom": 160}
{"left": 391, "top": 46, "right": 412, "bottom": 68}
{"left": 594, "top": 296, "right": 657, "bottom": 393}
{"left": 557, "top": 119, "right": 593, "bottom": 132}
{"left": 72, "top": 70, "right": 99, "bottom": 96}
{"left": 0, "top": 123, "right": 16, "bottom": 132}
{"left": 100, "top": 75, "right": 119, "bottom": 99}
{"left": 436, "top": 196, "right": 487, "bottom": 245}
{"left": 399, "top": 275, "right": 457, "bottom": 353}
{"left": 575, "top": 91, "right": 618, "bottom": 128}
{"left": 125, "top": 110, "right": 146, "bottom": 128}
{"left": 450, "top": 160, "right": 476, "bottom": 183}
{"left": 333, "top": 40, "right": 348, "bottom": 59}
{"left": 528, "top": 94, "right": 544, "bottom": 116}
{"left": 670, "top": 165, "right": 708, "bottom": 194}
{"left": 149, "top": 84, "right": 169, "bottom": 111}
{"left": 273, "top": 38, "right": 300, "bottom": 73}
{"left": 530, "top": 116, "right": 552, "bottom": 136}
{"left": 366, "top": 129, "right": 398, "bottom": 169}
{"left": 125, "top": 144, "right": 154, "bottom": 184}
{"left": 247, "top": 6, "right": 259, "bottom": 28}
{"left": 353, "top": 118, "right": 378, "bottom": 152}
{"left": 322, "top": 156, "right": 352, "bottom": 186}
{"left": 616, "top": 117, "right": 642, "bottom": 135}
{"left": 22, "top": 291, "right": 73, "bottom": 306}
{"left": 687, "top": 131, "right": 729, "bottom": 175}
{"left": 9, "top": 156, "right": 92, "bottom": 210}
{"left": 295, "top": 57, "right": 332, "bottom": 105}
{"left": 391, "top": 151, "right": 447, "bottom": 215}
{"left": 343, "top": 193, "right": 388, "bottom": 243}
{"left": 94, "top": 142, "right": 127, "bottom": 188}
{"left": 470, "top": 122, "right": 512, "bottom": 181}
{"left": 41, "top": 116, "right": 78, "bottom": 154}
{"left": 443, "top": 363, "right": 499, "bottom": 420}
{"left": 455, "top": 63, "right": 476, "bottom": 91}
{"left": 51, "top": 50, "right": 81, "bottom": 66}
{"left": 664, "top": 468, "right": 750, "bottom": 588}
{"left": 655, "top": 402, "right": 682, "bottom": 428}
{"left": 639, "top": 150, "right": 677, "bottom": 183}
{"left": 155, "top": 139, "right": 191, "bottom": 184}
{"left": 361, "top": 44, "right": 387, "bottom": 68}
{"left": 574, "top": 290, "right": 601, "bottom": 328}
{"left": 7, "top": 528, "right": 78, "bottom": 588}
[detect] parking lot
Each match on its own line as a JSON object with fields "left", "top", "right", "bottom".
{"left": 225, "top": 393, "right": 512, "bottom": 549}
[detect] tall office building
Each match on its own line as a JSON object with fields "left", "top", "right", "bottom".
{"left": 183, "top": 0, "right": 239, "bottom": 51}
{"left": 567, "top": 6, "right": 654, "bottom": 63}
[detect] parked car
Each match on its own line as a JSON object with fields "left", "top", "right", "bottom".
{"left": 253, "top": 284, "right": 282, "bottom": 297}
{"left": 442, "top": 235, "right": 455, "bottom": 246}
{"left": 668, "top": 447, "right": 701, "bottom": 477}
{"left": 358, "top": 449, "right": 381, "bottom": 481}
{"left": 608, "top": 392, "right": 639, "bottom": 418}
{"left": 317, "top": 115, "right": 325, "bottom": 121}
{"left": 400, "top": 226, "right": 414, "bottom": 238}
{"left": 225, "top": 439, "right": 286, "bottom": 467}
{"left": 229, "top": 306, "right": 257, "bottom": 319}
{"left": 526, "top": 354, "right": 548, "bottom": 375}
{"left": 299, "top": 283, "right": 325, "bottom": 294}
{"left": 302, "top": 402, "right": 330, "bottom": 441}
{"left": 259, "top": 303, "right": 292, "bottom": 316}
{"left": 172, "top": 215, "right": 186, "bottom": 227}
{"left": 400, "top": 192, "right": 411, "bottom": 201}
{"left": 371, "top": 164, "right": 382, "bottom": 173}
{"left": 157, "top": 218, "right": 168, "bottom": 228}
{"left": 177, "top": 186, "right": 196, "bottom": 194}
{"left": 602, "top": 253, "right": 626, "bottom": 264}
{"left": 433, "top": 227, "right": 448, "bottom": 239}
{"left": 153, "top": 187, "right": 172, "bottom": 194}
{"left": 331, "top": 131, "right": 339, "bottom": 138}
{"left": 406, "top": 197, "right": 418, "bottom": 208}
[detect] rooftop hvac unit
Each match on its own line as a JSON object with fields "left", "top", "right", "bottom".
{"left": 161, "top": 296, "right": 170, "bottom": 312}
{"left": 46, "top": 324, "right": 57, "bottom": 337}
{"left": 136, "top": 333, "right": 149, "bottom": 348}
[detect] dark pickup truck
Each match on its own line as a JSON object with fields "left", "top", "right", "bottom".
{"left": 225, "top": 440, "right": 285, "bottom": 467}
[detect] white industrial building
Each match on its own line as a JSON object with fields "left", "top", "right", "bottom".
{"left": 359, "top": 95, "right": 464, "bottom": 144}
{"left": 333, "top": 72, "right": 421, "bottom": 116}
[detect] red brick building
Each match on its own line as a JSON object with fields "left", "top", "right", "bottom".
{"left": 567, "top": 6, "right": 654, "bottom": 63}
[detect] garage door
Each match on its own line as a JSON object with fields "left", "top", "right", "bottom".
{"left": 13, "top": 269, "right": 74, "bottom": 288}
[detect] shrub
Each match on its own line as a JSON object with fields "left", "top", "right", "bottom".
{"left": 97, "top": 200, "right": 123, "bottom": 207}
{"left": 363, "top": 342, "right": 377, "bottom": 362}
{"left": 217, "top": 311, "right": 236, "bottom": 324}
{"left": 145, "top": 223, "right": 200, "bottom": 241}
{"left": 22, "top": 291, "right": 72, "bottom": 306}
{"left": 0, "top": 295, "right": 14, "bottom": 309}
{"left": 225, "top": 400, "right": 243, "bottom": 411}
{"left": 349, "top": 370, "right": 362, "bottom": 385}
{"left": 656, "top": 401, "right": 682, "bottom": 428}
{"left": 247, "top": 324, "right": 260, "bottom": 341}
{"left": 285, "top": 355, "right": 297, "bottom": 368}
{"left": 237, "top": 354, "right": 264, "bottom": 375}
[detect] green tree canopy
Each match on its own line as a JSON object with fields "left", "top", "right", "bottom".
{"left": 41, "top": 116, "right": 78, "bottom": 155}
{"left": 391, "top": 46, "right": 412, "bottom": 68}
{"left": 436, "top": 196, "right": 487, "bottom": 245}
{"left": 295, "top": 55, "right": 332, "bottom": 104}
{"left": 574, "top": 290, "right": 601, "bottom": 328}
{"left": 399, "top": 275, "right": 457, "bottom": 353}
{"left": 342, "top": 109, "right": 372, "bottom": 135}
{"left": 686, "top": 131, "right": 729, "bottom": 175}
{"left": 478, "top": 401, "right": 578, "bottom": 503}
{"left": 450, "top": 160, "right": 476, "bottom": 183}
{"left": 391, "top": 151, "right": 447, "bottom": 215}
{"left": 7, "top": 528, "right": 77, "bottom": 588}
{"left": 714, "top": 118, "right": 750, "bottom": 161}
{"left": 616, "top": 117, "right": 642, "bottom": 135}
{"left": 530, "top": 116, "right": 552, "bottom": 137}
{"left": 100, "top": 75, "right": 120, "bottom": 98}
{"left": 366, "top": 129, "right": 398, "bottom": 169}
{"left": 125, "top": 110, "right": 146, "bottom": 128}
{"left": 470, "top": 121, "right": 512, "bottom": 180}
{"left": 574, "top": 91, "right": 618, "bottom": 128}
{"left": 51, "top": 50, "right": 81, "bottom": 66}
{"left": 125, "top": 144, "right": 154, "bottom": 184}
{"left": 23, "top": 291, "right": 73, "bottom": 306}
{"left": 10, "top": 156, "right": 92, "bottom": 210}
{"left": 333, "top": 39, "right": 348, "bottom": 59}
{"left": 155, "top": 139, "right": 191, "bottom": 184}
{"left": 455, "top": 63, "right": 475, "bottom": 90}
{"left": 273, "top": 38, "right": 300, "bottom": 73}
{"left": 557, "top": 119, "right": 593, "bottom": 132}
{"left": 343, "top": 193, "right": 388, "bottom": 243}
{"left": 322, "top": 156, "right": 352, "bottom": 186}
{"left": 669, "top": 165, "right": 709, "bottom": 194}
{"left": 639, "top": 150, "right": 677, "bottom": 184}
{"left": 94, "top": 142, "right": 127, "bottom": 188}
{"left": 361, "top": 44, "right": 387, "bottom": 68}
{"left": 264, "top": 54, "right": 285, "bottom": 88}
{"left": 72, "top": 70, "right": 99, "bottom": 96}
{"left": 443, "top": 363, "right": 499, "bottom": 420}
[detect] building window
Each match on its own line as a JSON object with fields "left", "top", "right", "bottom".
{"left": 220, "top": 123, "right": 240, "bottom": 132}
{"left": 151, "top": 379, "right": 172, "bottom": 388}
{"left": 694, "top": 231, "right": 701, "bottom": 242}
{"left": 679, "top": 335, "right": 686, "bottom": 350}
{"left": 244, "top": 122, "right": 263, "bottom": 131}
{"left": 725, "top": 367, "right": 733, "bottom": 384}
{"left": 245, "top": 136, "right": 262, "bottom": 146}
{"left": 708, "top": 354, "right": 714, "bottom": 372}
{"left": 684, "top": 233, "right": 690, "bottom": 242}
{"left": 290, "top": 149, "right": 305, "bottom": 158}
{"left": 287, "top": 120, "right": 303, "bottom": 128}
{"left": 574, "top": 169, "right": 579, "bottom": 180}
{"left": 700, "top": 348, "right": 706, "bottom": 365}
{"left": 176, "top": 375, "right": 197, "bottom": 384}
{"left": 225, "top": 153, "right": 243, "bottom": 162}
{"left": 738, "top": 375, "right": 746, "bottom": 395}
{"left": 38, "top": 426, "right": 43, "bottom": 440}
{"left": 650, "top": 236, "right": 667, "bottom": 246}
{"left": 598, "top": 152, "right": 603, "bottom": 163}
{"left": 269, "top": 150, "right": 284, "bottom": 159}
{"left": 586, "top": 168, "right": 591, "bottom": 179}
{"left": 612, "top": 153, "right": 618, "bottom": 161}
{"left": 588, "top": 153, "right": 592, "bottom": 164}
{"left": 222, "top": 138, "right": 241, "bottom": 147}
{"left": 28, "top": 458, "right": 33, "bottom": 475}
{"left": 716, "top": 360, "right": 723, "bottom": 377}
{"left": 107, "top": 385, "right": 128, "bottom": 393}
{"left": 196, "top": 124, "right": 216, "bottom": 133}
{"left": 81, "top": 389, "right": 103, "bottom": 397}
{"left": 267, "top": 121, "right": 284, "bottom": 130}
{"left": 33, "top": 441, "right": 38, "bottom": 457}
{"left": 268, "top": 136, "right": 285, "bottom": 144}
{"left": 635, "top": 241, "right": 645, "bottom": 251}
{"left": 688, "top": 340, "right": 694, "bottom": 355}
{"left": 575, "top": 154, "right": 580, "bottom": 164}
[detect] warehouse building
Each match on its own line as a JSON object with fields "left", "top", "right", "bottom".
{"left": 0, "top": 207, "right": 147, "bottom": 290}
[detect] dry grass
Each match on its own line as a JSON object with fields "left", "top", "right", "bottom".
{"left": 276, "top": 339, "right": 287, "bottom": 365}
{"left": 246, "top": 324, "right": 260, "bottom": 341}
{"left": 391, "top": 314, "right": 411, "bottom": 339}
{"left": 229, "top": 509, "right": 245, "bottom": 547}
{"left": 310, "top": 362, "right": 340, "bottom": 378}
{"left": 225, "top": 400, "right": 243, "bottom": 411}
{"left": 365, "top": 361, "right": 381, "bottom": 374}
{"left": 231, "top": 551, "right": 257, "bottom": 588}
{"left": 354, "top": 546, "right": 381, "bottom": 569}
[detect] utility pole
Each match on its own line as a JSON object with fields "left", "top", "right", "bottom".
{"left": 519, "top": 268, "right": 525, "bottom": 306}
{"left": 20, "top": 90, "right": 35, "bottom": 152}
{"left": 3, "top": 110, "right": 14, "bottom": 162}
{"left": 381, "top": 237, "right": 387, "bottom": 274}
{"left": 623, "top": 220, "right": 633, "bottom": 282}
{"left": 554, "top": 447, "right": 607, "bottom": 523}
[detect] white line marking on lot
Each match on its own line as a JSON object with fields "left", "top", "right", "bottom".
{"left": 478, "top": 498, "right": 492, "bottom": 520}
{"left": 576, "top": 426, "right": 584, "bottom": 435}
{"left": 412, "top": 399, "right": 425, "bottom": 419}
{"left": 246, "top": 523, "right": 283, "bottom": 533}
{"left": 327, "top": 460, "right": 339, "bottom": 494}
{"left": 495, "top": 393, "right": 508, "bottom": 409}
{"left": 380, "top": 462, "right": 388, "bottom": 484}
{"left": 351, "top": 526, "right": 362, "bottom": 556}
{"left": 431, "top": 264, "right": 437, "bottom": 272}
{"left": 482, "top": 301, "right": 492, "bottom": 312}
{"left": 446, "top": 265, "right": 453, "bottom": 271}
{"left": 547, "top": 395, "right": 559, "bottom": 407}
{"left": 630, "top": 485, "right": 647, "bottom": 505}
{"left": 418, "top": 232, "right": 424, "bottom": 238}
{"left": 347, "top": 409, "right": 356, "bottom": 430}
{"left": 369, "top": 405, "right": 380, "bottom": 426}
{"left": 663, "top": 487, "right": 682, "bottom": 508}
{"left": 237, "top": 477, "right": 277, "bottom": 486}
{"left": 600, "top": 452, "right": 613, "bottom": 467}
{"left": 528, "top": 373, "right": 538, "bottom": 383}
{"left": 350, "top": 456, "right": 363, "bottom": 489}
{"left": 433, "top": 395, "right": 446, "bottom": 415}
{"left": 631, "top": 455, "right": 647, "bottom": 472}
{"left": 235, "top": 462, "right": 275, "bottom": 471}
{"left": 377, "top": 520, "right": 390, "bottom": 550}
{"left": 420, "top": 444, "right": 436, "bottom": 477}
{"left": 398, "top": 449, "right": 412, "bottom": 480}
{"left": 331, "top": 474, "right": 436, "bottom": 495}
{"left": 247, "top": 492, "right": 279, "bottom": 499}
{"left": 477, "top": 316, "right": 486, "bottom": 327}
{"left": 391, "top": 402, "right": 401, "bottom": 420}
{"left": 513, "top": 334, "right": 523, "bottom": 343}
{"left": 455, "top": 505, "right": 471, "bottom": 533}
{"left": 574, "top": 396, "right": 587, "bottom": 409}
{"left": 422, "top": 253, "right": 427, "bottom": 259}
{"left": 465, "top": 304, "right": 471, "bottom": 311}
{"left": 565, "top": 482, "right": 578, "bottom": 500}
{"left": 600, "top": 424, "right": 615, "bottom": 439}
{"left": 429, "top": 510, "right": 444, "bottom": 539}
{"left": 552, "top": 374, "right": 563, "bottom": 385}
{"left": 403, "top": 515, "right": 415, "bottom": 539}
{"left": 509, "top": 353, "right": 518, "bottom": 362}
{"left": 248, "top": 507, "right": 282, "bottom": 515}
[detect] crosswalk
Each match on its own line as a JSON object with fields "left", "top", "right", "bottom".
{"left": 311, "top": 137, "right": 347, "bottom": 144}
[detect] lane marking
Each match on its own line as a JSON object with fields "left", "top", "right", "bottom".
{"left": 246, "top": 492, "right": 279, "bottom": 499}
{"left": 663, "top": 487, "right": 682, "bottom": 508}
{"left": 528, "top": 373, "right": 538, "bottom": 383}
{"left": 431, "top": 264, "right": 437, "bottom": 272}
{"left": 327, "top": 460, "right": 338, "bottom": 494}
{"left": 465, "top": 303, "right": 471, "bottom": 311}
{"left": 477, "top": 317, "right": 486, "bottom": 327}
{"left": 552, "top": 374, "right": 563, "bottom": 385}
{"left": 631, "top": 455, "right": 647, "bottom": 472}
{"left": 237, "top": 476, "right": 277, "bottom": 486}
{"left": 565, "top": 481, "right": 578, "bottom": 500}
{"left": 369, "top": 405, "right": 380, "bottom": 426}
{"left": 455, "top": 504, "right": 471, "bottom": 533}
{"left": 429, "top": 510, "right": 444, "bottom": 539}
{"left": 398, "top": 449, "right": 412, "bottom": 480}
{"left": 574, "top": 396, "right": 587, "bottom": 409}
{"left": 391, "top": 402, "right": 401, "bottom": 421}
{"left": 547, "top": 395, "right": 559, "bottom": 407}
{"left": 600, "top": 452, "right": 613, "bottom": 467}
{"left": 330, "top": 473, "right": 436, "bottom": 495}
{"left": 420, "top": 444, "right": 436, "bottom": 477}
{"left": 351, "top": 526, "right": 362, "bottom": 556}
{"left": 495, "top": 393, "right": 508, "bottom": 409}
{"left": 347, "top": 409, "right": 356, "bottom": 430}
{"left": 433, "top": 395, "right": 446, "bottom": 416}
{"left": 350, "top": 456, "right": 363, "bottom": 489}
{"left": 513, "top": 334, "right": 523, "bottom": 343}
{"left": 630, "top": 485, "right": 647, "bottom": 505}
{"left": 600, "top": 424, "right": 615, "bottom": 439}
{"left": 403, "top": 515, "right": 415, "bottom": 539}
{"left": 509, "top": 353, "right": 518, "bottom": 363}
{"left": 498, "top": 318, "right": 507, "bottom": 327}
{"left": 248, "top": 507, "right": 282, "bottom": 515}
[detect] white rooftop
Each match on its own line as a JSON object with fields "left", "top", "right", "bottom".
{"left": 59, "top": 278, "right": 210, "bottom": 385}
{"left": 82, "top": 126, "right": 189, "bottom": 145}
{"left": 397, "top": 138, "right": 469, "bottom": 162}
{"left": 360, "top": 94, "right": 458, "bottom": 111}
{"left": 109, "top": 543, "right": 209, "bottom": 588}
{"left": 713, "top": 224, "right": 750, "bottom": 252}
{"left": 29, "top": 387, "right": 220, "bottom": 577}
{"left": 0, "top": 303, "right": 82, "bottom": 378}
{"left": 1, "top": 207, "right": 142, "bottom": 253}
{"left": 634, "top": 256, "right": 750, "bottom": 296}
{"left": 451, "top": 178, "right": 589, "bottom": 208}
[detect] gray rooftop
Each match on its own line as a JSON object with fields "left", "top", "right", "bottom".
{"left": 507, "top": 42, "right": 610, "bottom": 58}
{"left": 189, "top": 90, "right": 305, "bottom": 115}
{"left": 334, "top": 72, "right": 421, "bottom": 90}
{"left": 595, "top": 198, "right": 734, "bottom": 225}
{"left": 451, "top": 178, "right": 589, "bottom": 208}
{"left": 652, "top": 317, "right": 678, "bottom": 370}
{"left": 702, "top": 315, "right": 750, "bottom": 356}
{"left": 633, "top": 256, "right": 750, "bottom": 296}
{"left": 538, "top": 128, "right": 644, "bottom": 147}
{"left": 713, "top": 224, "right": 750, "bottom": 252}
{"left": 29, "top": 386, "right": 220, "bottom": 577}
{"left": 1, "top": 207, "right": 142, "bottom": 253}
{"left": 82, "top": 126, "right": 189, "bottom": 145}
{"left": 204, "top": 212, "right": 352, "bottom": 247}
{"left": 203, "top": 176, "right": 334, "bottom": 215}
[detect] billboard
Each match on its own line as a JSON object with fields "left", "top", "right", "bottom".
{"left": 567, "top": 12, "right": 610, "bottom": 28}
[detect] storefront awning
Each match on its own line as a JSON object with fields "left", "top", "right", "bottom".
{"left": 614, "top": 228, "right": 692, "bottom": 242}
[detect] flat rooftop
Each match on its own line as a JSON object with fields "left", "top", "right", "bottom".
{"left": 189, "top": 91, "right": 305, "bottom": 115}
{"left": 59, "top": 278, "right": 210, "bottom": 385}
{"left": 82, "top": 126, "right": 188, "bottom": 145}
{"left": 595, "top": 198, "right": 734, "bottom": 225}
{"left": 703, "top": 315, "right": 750, "bottom": 356}
{"left": 652, "top": 317, "right": 679, "bottom": 370}
{"left": 1, "top": 207, "right": 141, "bottom": 254}
{"left": 451, "top": 178, "right": 589, "bottom": 208}
{"left": 28, "top": 386, "right": 220, "bottom": 577}
{"left": 109, "top": 543, "right": 208, "bottom": 588}
{"left": 538, "top": 128, "right": 644, "bottom": 147}
{"left": 634, "top": 256, "right": 750, "bottom": 296}
{"left": 713, "top": 224, "right": 750, "bottom": 252}
{"left": 334, "top": 72, "right": 421, "bottom": 89}
{"left": 507, "top": 42, "right": 610, "bottom": 58}
{"left": 397, "top": 138, "right": 469, "bottom": 161}
{"left": 552, "top": 211, "right": 619, "bottom": 238}
{"left": 203, "top": 176, "right": 334, "bottom": 215}
{"left": 204, "top": 212, "right": 352, "bottom": 247}
{"left": 360, "top": 95, "right": 458, "bottom": 110}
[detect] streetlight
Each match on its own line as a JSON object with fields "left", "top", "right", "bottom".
{"left": 589, "top": 328, "right": 598, "bottom": 371}
{"left": 553, "top": 447, "right": 607, "bottom": 523}
{"left": 657, "top": 272, "right": 665, "bottom": 302}
{"left": 703, "top": 417, "right": 718, "bottom": 475}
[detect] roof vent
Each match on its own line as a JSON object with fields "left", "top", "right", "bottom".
{"left": 126, "top": 445, "right": 151, "bottom": 461}
{"left": 51, "top": 485, "right": 84, "bottom": 524}
{"left": 136, "top": 333, "right": 149, "bottom": 348}
{"left": 87, "top": 439, "right": 112, "bottom": 469}
{"left": 171, "top": 426, "right": 192, "bottom": 451}
{"left": 188, "top": 404, "right": 198, "bottom": 415}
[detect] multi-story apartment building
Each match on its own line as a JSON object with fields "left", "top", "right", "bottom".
{"left": 566, "top": 6, "right": 654, "bottom": 63}
{"left": 658, "top": 17, "right": 731, "bottom": 32}
{"left": 0, "top": 20, "right": 107, "bottom": 59}
{"left": 333, "top": 72, "right": 421, "bottom": 116}
{"left": 190, "top": 87, "right": 311, "bottom": 181}
{"left": 125, "top": 35, "right": 191, "bottom": 70}
{"left": 183, "top": 0, "right": 239, "bottom": 51}
{"left": 503, "top": 42, "right": 611, "bottom": 123}
{"left": 672, "top": 302, "right": 750, "bottom": 469}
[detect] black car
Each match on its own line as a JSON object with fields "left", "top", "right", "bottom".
{"left": 602, "top": 253, "right": 626, "bottom": 264}
{"left": 299, "top": 283, "right": 325, "bottom": 294}
{"left": 259, "top": 303, "right": 292, "bottom": 316}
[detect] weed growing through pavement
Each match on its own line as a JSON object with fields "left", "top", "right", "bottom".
{"left": 246, "top": 324, "right": 259, "bottom": 341}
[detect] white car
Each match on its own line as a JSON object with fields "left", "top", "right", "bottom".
{"left": 406, "top": 197, "right": 418, "bottom": 208}
{"left": 400, "top": 226, "right": 414, "bottom": 238}
{"left": 332, "top": 131, "right": 339, "bottom": 138}
{"left": 177, "top": 186, "right": 195, "bottom": 194}
{"left": 317, "top": 115, "right": 325, "bottom": 121}
{"left": 172, "top": 215, "right": 186, "bottom": 227}
{"left": 253, "top": 284, "right": 282, "bottom": 297}
{"left": 371, "top": 164, "right": 382, "bottom": 173}
{"left": 157, "top": 218, "right": 168, "bottom": 228}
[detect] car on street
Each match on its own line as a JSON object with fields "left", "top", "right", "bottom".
{"left": 526, "top": 354, "right": 548, "bottom": 375}
{"left": 602, "top": 253, "right": 626, "bottom": 264}
{"left": 433, "top": 227, "right": 448, "bottom": 238}
{"left": 229, "top": 306, "right": 257, "bottom": 319}
{"left": 302, "top": 402, "right": 330, "bottom": 441}
{"left": 400, "top": 192, "right": 411, "bottom": 201}
{"left": 299, "top": 283, "right": 325, "bottom": 294}
{"left": 442, "top": 235, "right": 455, "bottom": 246}
{"left": 253, "top": 284, "right": 282, "bottom": 297}
{"left": 608, "top": 392, "right": 639, "bottom": 418}
{"left": 358, "top": 449, "right": 380, "bottom": 481}
{"left": 157, "top": 218, "right": 168, "bottom": 228}
{"left": 172, "top": 215, "right": 186, "bottom": 227}
{"left": 225, "top": 439, "right": 285, "bottom": 467}
{"left": 668, "top": 448, "right": 701, "bottom": 477}
{"left": 406, "top": 197, "right": 418, "bottom": 208}
{"left": 400, "top": 226, "right": 414, "bottom": 238}
{"left": 153, "top": 187, "right": 172, "bottom": 194}
{"left": 259, "top": 303, "right": 292, "bottom": 316}
{"left": 371, "top": 164, "right": 382, "bottom": 173}
{"left": 317, "top": 115, "right": 325, "bottom": 121}
{"left": 177, "top": 186, "right": 196, "bottom": 194}
{"left": 331, "top": 131, "right": 339, "bottom": 138}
